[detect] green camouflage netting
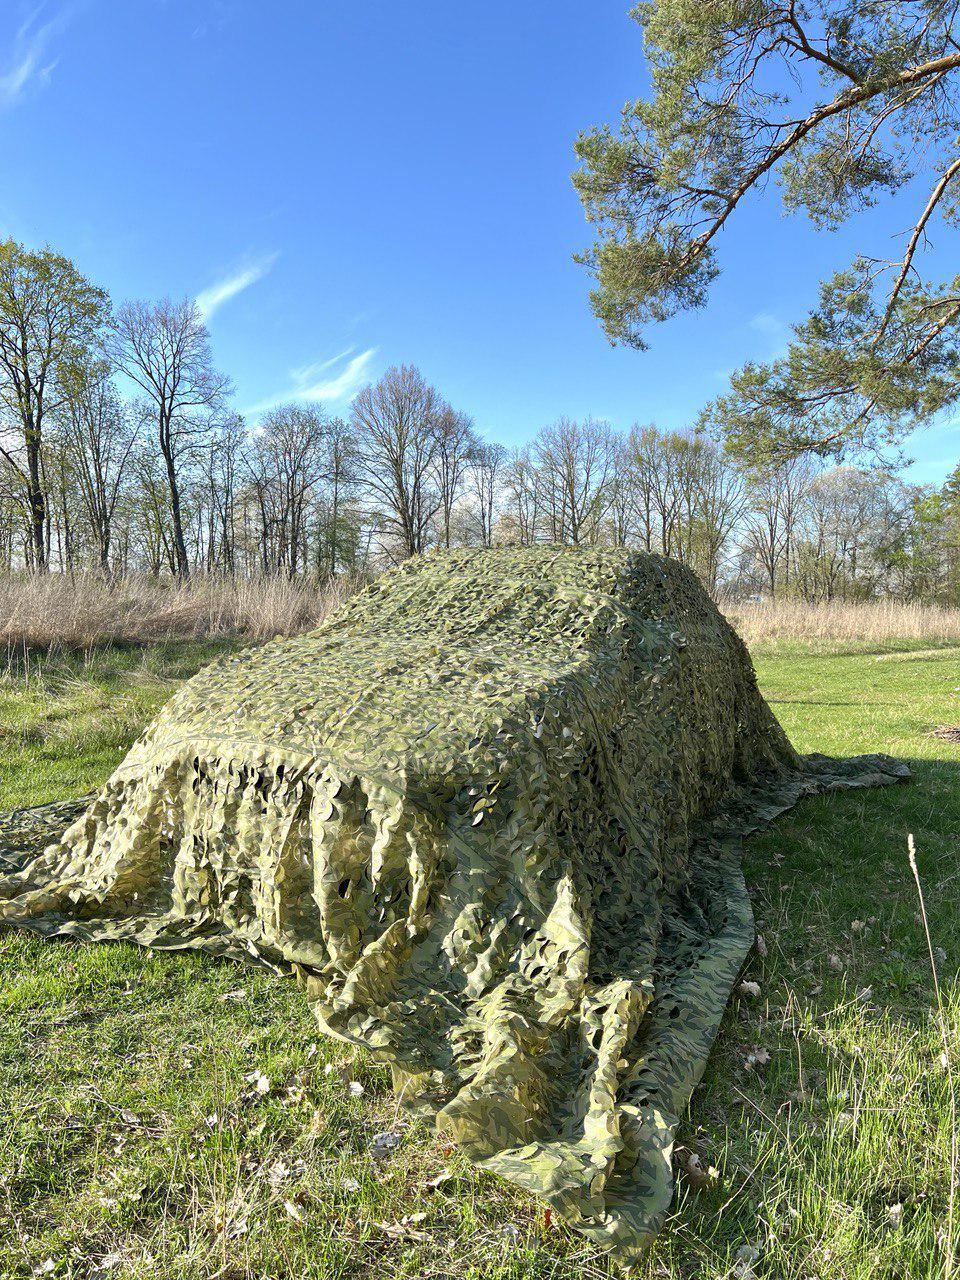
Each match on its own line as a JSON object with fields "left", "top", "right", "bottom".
{"left": 0, "top": 547, "right": 907, "bottom": 1268}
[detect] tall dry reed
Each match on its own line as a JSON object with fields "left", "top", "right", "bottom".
{"left": 3, "top": 574, "right": 960, "bottom": 653}
{"left": 724, "top": 597, "right": 960, "bottom": 648}
{"left": 0, "top": 573, "right": 359, "bottom": 651}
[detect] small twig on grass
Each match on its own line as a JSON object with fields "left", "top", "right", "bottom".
{"left": 908, "top": 832, "right": 957, "bottom": 1279}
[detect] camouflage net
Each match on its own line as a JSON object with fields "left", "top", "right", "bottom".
{"left": 0, "top": 548, "right": 907, "bottom": 1268}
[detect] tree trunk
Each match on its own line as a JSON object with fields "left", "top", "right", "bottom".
{"left": 160, "top": 424, "right": 190, "bottom": 579}
{"left": 329, "top": 480, "right": 339, "bottom": 578}
{"left": 24, "top": 418, "right": 47, "bottom": 571}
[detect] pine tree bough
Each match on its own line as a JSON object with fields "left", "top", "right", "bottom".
{"left": 0, "top": 548, "right": 908, "bottom": 1267}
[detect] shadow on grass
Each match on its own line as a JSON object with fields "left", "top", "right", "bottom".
{"left": 660, "top": 756, "right": 958, "bottom": 1275}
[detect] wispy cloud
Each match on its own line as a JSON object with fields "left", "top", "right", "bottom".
{"left": 290, "top": 347, "right": 358, "bottom": 385}
{"left": 195, "top": 252, "right": 279, "bottom": 321}
{"left": 745, "top": 310, "right": 791, "bottom": 363}
{"left": 748, "top": 311, "right": 786, "bottom": 337}
{"left": 0, "top": 5, "right": 70, "bottom": 110}
{"left": 245, "top": 346, "right": 378, "bottom": 417}
{"left": 290, "top": 347, "right": 378, "bottom": 403}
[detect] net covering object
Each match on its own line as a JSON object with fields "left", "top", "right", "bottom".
{"left": 0, "top": 547, "right": 908, "bottom": 1267}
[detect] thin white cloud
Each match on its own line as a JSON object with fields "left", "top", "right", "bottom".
{"left": 0, "top": 5, "right": 70, "bottom": 110}
{"left": 290, "top": 347, "right": 358, "bottom": 385}
{"left": 748, "top": 311, "right": 786, "bottom": 336}
{"left": 195, "top": 252, "right": 279, "bottom": 321}
{"left": 299, "top": 348, "right": 377, "bottom": 401}
{"left": 245, "top": 347, "right": 378, "bottom": 417}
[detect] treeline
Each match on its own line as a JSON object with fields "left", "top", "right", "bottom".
{"left": 1, "top": 238, "right": 958, "bottom": 603}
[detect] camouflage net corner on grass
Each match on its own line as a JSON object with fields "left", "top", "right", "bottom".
{"left": 0, "top": 547, "right": 908, "bottom": 1268}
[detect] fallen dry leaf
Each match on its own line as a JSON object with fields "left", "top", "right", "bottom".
{"left": 370, "top": 1130, "right": 401, "bottom": 1159}
{"left": 374, "top": 1217, "right": 431, "bottom": 1243}
{"left": 676, "top": 1148, "right": 719, "bottom": 1190}
{"left": 743, "top": 1048, "right": 770, "bottom": 1071}
{"left": 243, "top": 1069, "right": 271, "bottom": 1095}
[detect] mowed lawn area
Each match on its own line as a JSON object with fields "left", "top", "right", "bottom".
{"left": 0, "top": 639, "right": 957, "bottom": 1280}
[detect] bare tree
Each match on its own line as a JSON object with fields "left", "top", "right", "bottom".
{"left": 533, "top": 417, "right": 616, "bottom": 544}
{"left": 434, "top": 406, "right": 477, "bottom": 549}
{"left": 320, "top": 415, "right": 359, "bottom": 578}
{"left": 742, "top": 457, "right": 814, "bottom": 597}
{"left": 56, "top": 358, "right": 138, "bottom": 575}
{"left": 620, "top": 426, "right": 659, "bottom": 551}
{"left": 470, "top": 440, "right": 507, "bottom": 547}
{"left": 45, "top": 433, "right": 81, "bottom": 572}
{"left": 0, "top": 241, "right": 108, "bottom": 569}
{"left": 245, "top": 404, "right": 329, "bottom": 577}
{"left": 201, "top": 415, "right": 246, "bottom": 574}
{"left": 0, "top": 461, "right": 24, "bottom": 569}
{"left": 501, "top": 445, "right": 540, "bottom": 545}
{"left": 129, "top": 442, "right": 177, "bottom": 577}
{"left": 605, "top": 434, "right": 634, "bottom": 547}
{"left": 351, "top": 365, "right": 442, "bottom": 559}
{"left": 645, "top": 431, "right": 691, "bottom": 560}
{"left": 686, "top": 436, "right": 746, "bottom": 593}
{"left": 791, "top": 467, "right": 901, "bottom": 602}
{"left": 110, "top": 298, "right": 230, "bottom": 578}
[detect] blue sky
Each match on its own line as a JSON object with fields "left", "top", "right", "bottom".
{"left": 1, "top": 0, "right": 957, "bottom": 486}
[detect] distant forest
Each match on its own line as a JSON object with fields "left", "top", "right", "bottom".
{"left": 1, "top": 239, "right": 958, "bottom": 605}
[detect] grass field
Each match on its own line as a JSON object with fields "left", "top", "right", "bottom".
{"left": 0, "top": 637, "right": 958, "bottom": 1279}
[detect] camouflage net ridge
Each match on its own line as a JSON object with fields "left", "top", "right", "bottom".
{"left": 0, "top": 547, "right": 908, "bottom": 1268}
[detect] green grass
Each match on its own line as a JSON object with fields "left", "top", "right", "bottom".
{"left": 0, "top": 642, "right": 241, "bottom": 810}
{"left": 0, "top": 640, "right": 958, "bottom": 1279}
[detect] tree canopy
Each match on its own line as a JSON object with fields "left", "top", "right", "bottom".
{"left": 0, "top": 240, "right": 109, "bottom": 568}
{"left": 573, "top": 1, "right": 960, "bottom": 460}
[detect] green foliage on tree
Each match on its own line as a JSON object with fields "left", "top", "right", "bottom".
{"left": 941, "top": 462, "right": 960, "bottom": 601}
{"left": 574, "top": 2, "right": 960, "bottom": 459}
{"left": 0, "top": 240, "right": 109, "bottom": 568}
{"left": 701, "top": 266, "right": 960, "bottom": 464}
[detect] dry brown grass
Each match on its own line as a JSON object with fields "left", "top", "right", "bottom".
{"left": 724, "top": 596, "right": 960, "bottom": 649}
{"left": 0, "top": 573, "right": 359, "bottom": 650}
{"left": 4, "top": 574, "right": 960, "bottom": 654}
